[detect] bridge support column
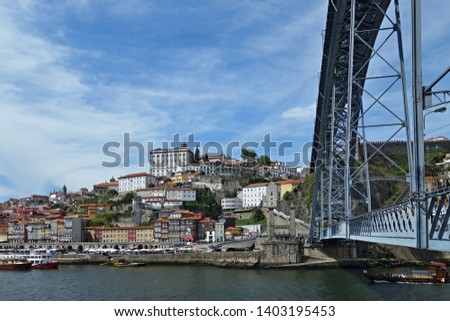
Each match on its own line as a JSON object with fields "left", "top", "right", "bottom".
{"left": 267, "top": 208, "right": 274, "bottom": 240}
{"left": 289, "top": 207, "right": 296, "bottom": 239}
{"left": 259, "top": 241, "right": 304, "bottom": 265}
{"left": 411, "top": 0, "right": 428, "bottom": 249}
{"left": 321, "top": 240, "right": 358, "bottom": 259}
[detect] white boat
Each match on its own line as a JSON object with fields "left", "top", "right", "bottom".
{"left": 27, "top": 250, "right": 60, "bottom": 270}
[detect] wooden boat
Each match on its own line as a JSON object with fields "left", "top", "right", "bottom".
{"left": 0, "top": 258, "right": 32, "bottom": 271}
{"left": 111, "top": 259, "right": 145, "bottom": 267}
{"left": 363, "top": 261, "right": 449, "bottom": 283}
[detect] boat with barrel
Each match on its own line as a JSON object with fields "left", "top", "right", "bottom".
{"left": 0, "top": 256, "right": 32, "bottom": 271}
{"left": 363, "top": 261, "right": 449, "bottom": 283}
{"left": 27, "top": 249, "right": 60, "bottom": 270}
{"left": 110, "top": 258, "right": 145, "bottom": 267}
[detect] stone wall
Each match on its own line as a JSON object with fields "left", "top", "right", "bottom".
{"left": 55, "top": 244, "right": 306, "bottom": 267}
{"left": 56, "top": 252, "right": 261, "bottom": 267}
{"left": 133, "top": 252, "right": 261, "bottom": 267}
{"left": 259, "top": 241, "right": 304, "bottom": 265}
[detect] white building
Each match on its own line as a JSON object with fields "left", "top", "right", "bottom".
{"left": 205, "top": 230, "right": 216, "bottom": 243}
{"left": 183, "top": 163, "right": 216, "bottom": 176}
{"left": 258, "top": 161, "right": 301, "bottom": 179}
{"left": 150, "top": 143, "right": 195, "bottom": 177}
{"left": 143, "top": 198, "right": 183, "bottom": 210}
{"left": 215, "top": 222, "right": 225, "bottom": 242}
{"left": 242, "top": 182, "right": 269, "bottom": 208}
{"left": 137, "top": 187, "right": 165, "bottom": 198}
{"left": 118, "top": 172, "right": 155, "bottom": 193}
{"left": 237, "top": 224, "right": 262, "bottom": 235}
{"left": 221, "top": 197, "right": 243, "bottom": 211}
{"left": 192, "top": 180, "right": 222, "bottom": 192}
{"left": 136, "top": 187, "right": 196, "bottom": 208}
{"left": 166, "top": 187, "right": 196, "bottom": 201}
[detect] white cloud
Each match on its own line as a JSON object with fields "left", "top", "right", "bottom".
{"left": 281, "top": 104, "right": 316, "bottom": 122}
{"left": 0, "top": 2, "right": 179, "bottom": 200}
{"left": 6, "top": 1, "right": 449, "bottom": 201}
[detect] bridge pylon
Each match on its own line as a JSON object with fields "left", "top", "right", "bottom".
{"left": 310, "top": 0, "right": 412, "bottom": 245}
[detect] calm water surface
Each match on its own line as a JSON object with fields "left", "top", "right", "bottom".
{"left": 1, "top": 265, "right": 450, "bottom": 301}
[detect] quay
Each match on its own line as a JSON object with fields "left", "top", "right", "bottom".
{"left": 50, "top": 252, "right": 431, "bottom": 269}
{"left": 0, "top": 239, "right": 308, "bottom": 268}
{"left": 4, "top": 237, "right": 450, "bottom": 268}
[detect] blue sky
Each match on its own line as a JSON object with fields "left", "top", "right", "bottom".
{"left": 1, "top": 0, "right": 450, "bottom": 201}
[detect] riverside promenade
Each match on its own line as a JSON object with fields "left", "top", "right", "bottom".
{"left": 6, "top": 239, "right": 447, "bottom": 268}
{"left": 1, "top": 239, "right": 307, "bottom": 267}
{"left": 52, "top": 240, "right": 303, "bottom": 267}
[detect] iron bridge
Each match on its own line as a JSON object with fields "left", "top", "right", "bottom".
{"left": 309, "top": 0, "right": 450, "bottom": 252}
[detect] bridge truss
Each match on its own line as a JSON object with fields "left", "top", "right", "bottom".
{"left": 309, "top": 0, "right": 450, "bottom": 251}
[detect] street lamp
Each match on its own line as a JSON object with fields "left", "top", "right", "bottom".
{"left": 424, "top": 106, "right": 447, "bottom": 132}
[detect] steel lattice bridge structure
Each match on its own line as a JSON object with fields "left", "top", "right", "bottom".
{"left": 309, "top": 0, "right": 450, "bottom": 252}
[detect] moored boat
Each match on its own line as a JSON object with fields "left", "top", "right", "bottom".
{"left": 27, "top": 250, "right": 60, "bottom": 270}
{"left": 111, "top": 259, "right": 145, "bottom": 267}
{"left": 363, "top": 261, "right": 449, "bottom": 283}
{"left": 0, "top": 257, "right": 32, "bottom": 271}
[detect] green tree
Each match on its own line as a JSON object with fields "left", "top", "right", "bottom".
{"left": 87, "top": 218, "right": 104, "bottom": 227}
{"left": 248, "top": 177, "right": 268, "bottom": 185}
{"left": 259, "top": 155, "right": 271, "bottom": 166}
{"left": 425, "top": 148, "right": 446, "bottom": 176}
{"left": 120, "top": 192, "right": 134, "bottom": 205}
{"left": 87, "top": 211, "right": 119, "bottom": 227}
{"left": 252, "top": 208, "right": 265, "bottom": 222}
{"left": 107, "top": 199, "right": 120, "bottom": 213}
{"left": 182, "top": 188, "right": 221, "bottom": 219}
{"left": 283, "top": 191, "right": 292, "bottom": 201}
{"left": 305, "top": 173, "right": 315, "bottom": 207}
{"left": 76, "top": 197, "right": 100, "bottom": 205}
{"left": 241, "top": 148, "right": 257, "bottom": 160}
{"left": 195, "top": 147, "right": 200, "bottom": 161}
{"left": 106, "top": 189, "right": 118, "bottom": 199}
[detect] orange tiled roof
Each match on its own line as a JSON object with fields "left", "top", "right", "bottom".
{"left": 94, "top": 182, "right": 119, "bottom": 188}
{"left": 64, "top": 215, "right": 84, "bottom": 219}
{"left": 244, "top": 182, "right": 269, "bottom": 188}
{"left": 79, "top": 203, "right": 110, "bottom": 208}
{"left": 225, "top": 226, "right": 241, "bottom": 231}
{"left": 119, "top": 172, "right": 152, "bottom": 179}
{"left": 277, "top": 179, "right": 302, "bottom": 185}
{"left": 172, "top": 210, "right": 196, "bottom": 216}
{"left": 137, "top": 186, "right": 194, "bottom": 192}
{"left": 86, "top": 226, "right": 153, "bottom": 231}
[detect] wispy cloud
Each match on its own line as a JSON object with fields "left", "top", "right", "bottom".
{"left": 4, "top": 1, "right": 448, "bottom": 201}
{"left": 281, "top": 104, "right": 316, "bottom": 122}
{"left": 0, "top": 2, "right": 173, "bottom": 199}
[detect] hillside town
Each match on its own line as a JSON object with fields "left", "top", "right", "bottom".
{"left": 0, "top": 145, "right": 309, "bottom": 247}
{"left": 3, "top": 138, "right": 450, "bottom": 249}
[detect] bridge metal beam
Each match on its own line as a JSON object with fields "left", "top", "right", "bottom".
{"left": 310, "top": 0, "right": 450, "bottom": 253}
{"left": 411, "top": 0, "right": 427, "bottom": 249}
{"left": 310, "top": 0, "right": 413, "bottom": 244}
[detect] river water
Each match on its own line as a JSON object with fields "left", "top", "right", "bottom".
{"left": 1, "top": 264, "right": 449, "bottom": 301}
